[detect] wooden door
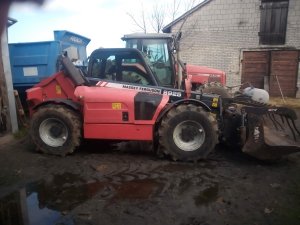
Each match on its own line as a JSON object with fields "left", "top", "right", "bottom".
{"left": 242, "top": 50, "right": 299, "bottom": 97}
{"left": 269, "top": 51, "right": 299, "bottom": 97}
{"left": 241, "top": 51, "right": 270, "bottom": 89}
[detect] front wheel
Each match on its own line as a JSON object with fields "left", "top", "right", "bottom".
{"left": 158, "top": 104, "right": 217, "bottom": 161}
{"left": 30, "top": 105, "right": 82, "bottom": 156}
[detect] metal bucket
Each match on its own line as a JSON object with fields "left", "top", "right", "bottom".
{"left": 242, "top": 107, "right": 300, "bottom": 161}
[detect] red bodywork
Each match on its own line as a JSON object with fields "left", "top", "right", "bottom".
{"left": 27, "top": 72, "right": 170, "bottom": 141}
{"left": 26, "top": 71, "right": 79, "bottom": 115}
{"left": 186, "top": 64, "right": 226, "bottom": 86}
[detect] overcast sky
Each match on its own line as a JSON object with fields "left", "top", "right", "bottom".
{"left": 8, "top": 0, "right": 203, "bottom": 55}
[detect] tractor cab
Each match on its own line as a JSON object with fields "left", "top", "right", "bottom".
{"left": 122, "top": 33, "right": 226, "bottom": 90}
{"left": 122, "top": 33, "right": 176, "bottom": 88}
{"left": 86, "top": 48, "right": 160, "bottom": 86}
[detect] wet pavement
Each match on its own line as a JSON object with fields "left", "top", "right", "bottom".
{"left": 0, "top": 161, "right": 221, "bottom": 225}
{"left": 0, "top": 139, "right": 300, "bottom": 225}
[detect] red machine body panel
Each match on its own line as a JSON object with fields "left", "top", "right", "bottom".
{"left": 26, "top": 72, "right": 79, "bottom": 114}
{"left": 186, "top": 64, "right": 226, "bottom": 85}
{"left": 84, "top": 124, "right": 154, "bottom": 140}
{"left": 76, "top": 87, "right": 137, "bottom": 124}
{"left": 74, "top": 86, "right": 170, "bottom": 140}
{"left": 34, "top": 71, "right": 78, "bottom": 100}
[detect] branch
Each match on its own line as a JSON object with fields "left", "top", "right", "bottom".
{"left": 171, "top": 0, "right": 182, "bottom": 22}
{"left": 126, "top": 11, "right": 147, "bottom": 33}
{"left": 150, "top": 3, "right": 166, "bottom": 33}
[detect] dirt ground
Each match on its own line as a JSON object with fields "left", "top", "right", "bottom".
{"left": 0, "top": 111, "right": 300, "bottom": 225}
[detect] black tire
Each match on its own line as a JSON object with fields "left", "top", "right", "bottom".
{"left": 158, "top": 104, "right": 217, "bottom": 161}
{"left": 30, "top": 105, "right": 82, "bottom": 156}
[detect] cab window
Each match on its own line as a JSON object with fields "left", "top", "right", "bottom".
{"left": 88, "top": 50, "right": 153, "bottom": 86}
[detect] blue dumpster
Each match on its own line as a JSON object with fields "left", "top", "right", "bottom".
{"left": 9, "top": 41, "right": 60, "bottom": 89}
{"left": 9, "top": 30, "right": 90, "bottom": 87}
{"left": 9, "top": 30, "right": 90, "bottom": 105}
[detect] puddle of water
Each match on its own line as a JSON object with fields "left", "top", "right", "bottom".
{"left": 26, "top": 192, "right": 74, "bottom": 225}
{"left": 194, "top": 183, "right": 219, "bottom": 206}
{"left": 0, "top": 173, "right": 105, "bottom": 225}
{"left": 0, "top": 188, "right": 74, "bottom": 225}
{"left": 29, "top": 173, "right": 106, "bottom": 212}
{"left": 0, "top": 167, "right": 219, "bottom": 225}
{"left": 0, "top": 172, "right": 162, "bottom": 225}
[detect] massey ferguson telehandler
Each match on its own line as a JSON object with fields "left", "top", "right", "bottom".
{"left": 26, "top": 47, "right": 300, "bottom": 161}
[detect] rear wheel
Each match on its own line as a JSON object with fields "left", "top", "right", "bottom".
{"left": 30, "top": 105, "right": 82, "bottom": 156}
{"left": 158, "top": 104, "right": 217, "bottom": 161}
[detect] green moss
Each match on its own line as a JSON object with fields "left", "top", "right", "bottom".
{"left": 13, "top": 127, "right": 29, "bottom": 139}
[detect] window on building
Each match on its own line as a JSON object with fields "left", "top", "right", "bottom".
{"left": 259, "top": 0, "right": 289, "bottom": 45}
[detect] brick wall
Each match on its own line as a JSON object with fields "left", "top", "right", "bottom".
{"left": 170, "top": 0, "right": 300, "bottom": 87}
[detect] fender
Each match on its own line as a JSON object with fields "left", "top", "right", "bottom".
{"left": 32, "top": 99, "right": 81, "bottom": 112}
{"left": 156, "top": 99, "right": 211, "bottom": 124}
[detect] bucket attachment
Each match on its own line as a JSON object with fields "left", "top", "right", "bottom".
{"left": 241, "top": 106, "right": 300, "bottom": 161}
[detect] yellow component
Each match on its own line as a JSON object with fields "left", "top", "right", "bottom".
{"left": 112, "top": 103, "right": 122, "bottom": 110}
{"left": 56, "top": 85, "right": 62, "bottom": 95}
{"left": 212, "top": 97, "right": 219, "bottom": 108}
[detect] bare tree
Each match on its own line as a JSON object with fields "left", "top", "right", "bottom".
{"left": 127, "top": 1, "right": 147, "bottom": 33}
{"left": 170, "top": 0, "right": 181, "bottom": 22}
{"left": 150, "top": 3, "right": 166, "bottom": 33}
{"left": 127, "top": 0, "right": 203, "bottom": 33}
{"left": 184, "top": 0, "right": 198, "bottom": 11}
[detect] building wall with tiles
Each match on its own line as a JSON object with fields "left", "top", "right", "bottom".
{"left": 170, "top": 0, "right": 300, "bottom": 86}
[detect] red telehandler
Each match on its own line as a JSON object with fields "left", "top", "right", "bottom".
{"left": 26, "top": 47, "right": 300, "bottom": 161}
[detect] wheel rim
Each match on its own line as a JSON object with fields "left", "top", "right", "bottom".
{"left": 39, "top": 118, "right": 68, "bottom": 147}
{"left": 173, "top": 120, "right": 205, "bottom": 152}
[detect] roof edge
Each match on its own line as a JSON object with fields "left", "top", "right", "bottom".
{"left": 162, "top": 0, "right": 212, "bottom": 33}
{"left": 122, "top": 33, "right": 173, "bottom": 40}
{"left": 54, "top": 30, "right": 91, "bottom": 44}
{"left": 7, "top": 17, "right": 17, "bottom": 27}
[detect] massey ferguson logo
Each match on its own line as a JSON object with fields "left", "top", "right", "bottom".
{"left": 96, "top": 81, "right": 182, "bottom": 97}
{"left": 122, "top": 84, "right": 161, "bottom": 94}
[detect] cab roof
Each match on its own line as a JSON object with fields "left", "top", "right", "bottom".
{"left": 122, "top": 33, "right": 173, "bottom": 40}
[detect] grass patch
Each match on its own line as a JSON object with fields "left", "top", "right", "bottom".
{"left": 269, "top": 97, "right": 300, "bottom": 109}
{"left": 13, "top": 127, "right": 29, "bottom": 139}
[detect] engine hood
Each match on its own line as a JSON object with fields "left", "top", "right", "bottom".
{"left": 186, "top": 64, "right": 226, "bottom": 85}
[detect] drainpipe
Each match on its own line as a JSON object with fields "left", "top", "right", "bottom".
{"left": 1, "top": 21, "right": 18, "bottom": 133}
